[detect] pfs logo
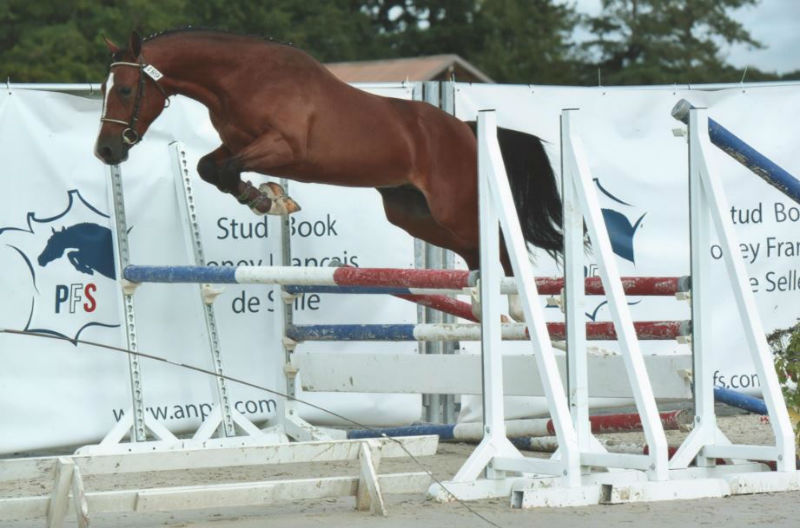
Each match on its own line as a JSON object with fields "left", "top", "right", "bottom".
{"left": 0, "top": 190, "right": 120, "bottom": 343}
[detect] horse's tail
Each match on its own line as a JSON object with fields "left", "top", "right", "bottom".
{"left": 468, "top": 122, "right": 563, "bottom": 255}
{"left": 497, "top": 127, "right": 563, "bottom": 254}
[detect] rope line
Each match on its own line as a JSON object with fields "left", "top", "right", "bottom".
{"left": 0, "top": 327, "right": 504, "bottom": 528}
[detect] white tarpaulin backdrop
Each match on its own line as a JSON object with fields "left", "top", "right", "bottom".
{"left": 0, "top": 82, "right": 798, "bottom": 452}
{"left": 0, "top": 85, "right": 420, "bottom": 453}
{"left": 454, "top": 83, "right": 800, "bottom": 421}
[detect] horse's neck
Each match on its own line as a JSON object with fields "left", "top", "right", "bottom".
{"left": 146, "top": 38, "right": 283, "bottom": 115}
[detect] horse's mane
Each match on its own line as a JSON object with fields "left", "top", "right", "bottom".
{"left": 111, "top": 27, "right": 294, "bottom": 61}
{"left": 145, "top": 27, "right": 292, "bottom": 47}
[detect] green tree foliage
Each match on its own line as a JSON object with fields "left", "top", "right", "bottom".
{"left": 581, "top": 0, "right": 765, "bottom": 85}
{"left": 471, "top": 0, "right": 580, "bottom": 83}
{"left": 0, "top": 0, "right": 377, "bottom": 82}
{"left": 183, "top": 0, "right": 380, "bottom": 62}
{"left": 362, "top": 0, "right": 581, "bottom": 83}
{"left": 364, "top": 0, "right": 480, "bottom": 57}
{"left": 0, "top": 0, "right": 790, "bottom": 85}
{"left": 774, "top": 324, "right": 800, "bottom": 444}
{"left": 0, "top": 0, "right": 187, "bottom": 82}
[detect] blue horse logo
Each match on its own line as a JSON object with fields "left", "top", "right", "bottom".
{"left": 37, "top": 223, "right": 116, "bottom": 279}
{"left": 602, "top": 209, "right": 646, "bottom": 264}
{"left": 594, "top": 178, "right": 647, "bottom": 264}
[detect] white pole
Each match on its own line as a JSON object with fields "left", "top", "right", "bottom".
{"left": 477, "top": 110, "right": 508, "bottom": 464}
{"left": 561, "top": 110, "right": 591, "bottom": 449}
{"left": 561, "top": 116, "right": 669, "bottom": 480}
{"left": 690, "top": 109, "right": 796, "bottom": 471}
{"left": 483, "top": 111, "right": 580, "bottom": 485}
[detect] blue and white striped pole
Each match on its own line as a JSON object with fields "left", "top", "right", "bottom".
{"left": 672, "top": 99, "right": 800, "bottom": 205}
{"left": 714, "top": 387, "right": 768, "bottom": 415}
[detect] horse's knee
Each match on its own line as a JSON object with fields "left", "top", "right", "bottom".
{"left": 217, "top": 158, "right": 243, "bottom": 191}
{"left": 198, "top": 155, "right": 242, "bottom": 193}
{"left": 197, "top": 155, "right": 219, "bottom": 185}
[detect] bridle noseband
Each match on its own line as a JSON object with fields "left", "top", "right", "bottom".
{"left": 100, "top": 60, "right": 170, "bottom": 145}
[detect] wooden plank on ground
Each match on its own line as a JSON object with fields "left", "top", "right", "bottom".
{"left": 0, "top": 436, "right": 438, "bottom": 483}
{"left": 0, "top": 472, "right": 431, "bottom": 520}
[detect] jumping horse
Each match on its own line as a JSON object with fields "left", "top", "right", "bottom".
{"left": 94, "top": 30, "right": 563, "bottom": 318}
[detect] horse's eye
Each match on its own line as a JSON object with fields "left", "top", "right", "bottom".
{"left": 118, "top": 86, "right": 132, "bottom": 97}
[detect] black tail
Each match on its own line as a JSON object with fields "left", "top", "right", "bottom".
{"left": 468, "top": 122, "right": 563, "bottom": 255}
{"left": 497, "top": 127, "right": 563, "bottom": 254}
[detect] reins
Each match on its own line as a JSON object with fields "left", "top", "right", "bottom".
{"left": 100, "top": 60, "right": 170, "bottom": 145}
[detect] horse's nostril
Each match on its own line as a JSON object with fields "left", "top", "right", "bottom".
{"left": 100, "top": 146, "right": 114, "bottom": 160}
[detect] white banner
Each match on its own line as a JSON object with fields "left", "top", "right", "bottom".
{"left": 455, "top": 83, "right": 800, "bottom": 421}
{"left": 2, "top": 82, "right": 798, "bottom": 451}
{"left": 0, "top": 85, "right": 419, "bottom": 453}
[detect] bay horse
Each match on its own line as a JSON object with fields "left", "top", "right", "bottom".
{"left": 94, "top": 30, "right": 562, "bottom": 318}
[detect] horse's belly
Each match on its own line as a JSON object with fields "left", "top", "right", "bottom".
{"left": 266, "top": 161, "right": 410, "bottom": 188}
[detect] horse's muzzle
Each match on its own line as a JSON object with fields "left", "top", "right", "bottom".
{"left": 94, "top": 138, "right": 129, "bottom": 165}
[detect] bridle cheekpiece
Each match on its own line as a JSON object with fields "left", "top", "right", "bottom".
{"left": 100, "top": 60, "right": 170, "bottom": 145}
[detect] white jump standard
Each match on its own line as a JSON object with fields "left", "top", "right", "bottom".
{"left": 116, "top": 108, "right": 800, "bottom": 509}
{"left": 424, "top": 109, "right": 800, "bottom": 507}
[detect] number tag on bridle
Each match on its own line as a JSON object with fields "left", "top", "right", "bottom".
{"left": 143, "top": 64, "right": 164, "bottom": 81}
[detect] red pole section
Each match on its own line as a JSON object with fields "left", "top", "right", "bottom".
{"left": 546, "top": 320, "right": 690, "bottom": 341}
{"left": 331, "top": 267, "right": 687, "bottom": 296}
{"left": 382, "top": 297, "right": 688, "bottom": 332}
{"left": 535, "top": 276, "right": 690, "bottom": 296}
{"left": 332, "top": 267, "right": 472, "bottom": 289}
{"left": 394, "top": 293, "right": 478, "bottom": 322}
{"left": 546, "top": 410, "right": 687, "bottom": 435}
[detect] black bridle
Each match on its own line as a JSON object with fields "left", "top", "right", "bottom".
{"left": 100, "top": 60, "right": 170, "bottom": 145}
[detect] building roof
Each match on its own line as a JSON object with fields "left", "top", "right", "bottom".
{"left": 325, "top": 54, "right": 493, "bottom": 83}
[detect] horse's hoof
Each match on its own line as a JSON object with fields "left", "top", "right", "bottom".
{"left": 471, "top": 289, "right": 512, "bottom": 323}
{"left": 248, "top": 195, "right": 271, "bottom": 216}
{"left": 260, "top": 182, "right": 286, "bottom": 199}
{"left": 258, "top": 183, "right": 301, "bottom": 215}
{"left": 508, "top": 294, "right": 526, "bottom": 323}
{"left": 270, "top": 197, "right": 301, "bottom": 215}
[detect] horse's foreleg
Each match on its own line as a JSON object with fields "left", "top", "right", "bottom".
{"left": 499, "top": 247, "right": 528, "bottom": 323}
{"left": 197, "top": 146, "right": 299, "bottom": 215}
{"left": 234, "top": 130, "right": 304, "bottom": 215}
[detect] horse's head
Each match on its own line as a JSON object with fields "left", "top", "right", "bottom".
{"left": 95, "top": 31, "right": 170, "bottom": 165}
{"left": 38, "top": 227, "right": 67, "bottom": 266}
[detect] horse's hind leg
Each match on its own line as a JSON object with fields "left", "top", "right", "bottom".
{"left": 197, "top": 146, "right": 299, "bottom": 215}
{"left": 500, "top": 248, "right": 527, "bottom": 322}
{"left": 377, "top": 185, "right": 480, "bottom": 267}
{"left": 378, "top": 186, "right": 529, "bottom": 323}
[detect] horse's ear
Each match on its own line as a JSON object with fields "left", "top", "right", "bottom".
{"left": 51, "top": 227, "right": 56, "bottom": 234}
{"left": 128, "top": 31, "right": 143, "bottom": 58}
{"left": 103, "top": 35, "right": 120, "bottom": 55}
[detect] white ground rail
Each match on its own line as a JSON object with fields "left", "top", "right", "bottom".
{"left": 0, "top": 143, "right": 433, "bottom": 526}
{"left": 0, "top": 435, "right": 437, "bottom": 526}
